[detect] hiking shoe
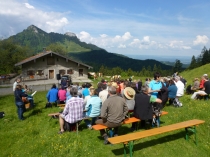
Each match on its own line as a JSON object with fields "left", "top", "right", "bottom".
{"left": 58, "top": 130, "right": 65, "bottom": 134}
{"left": 88, "top": 125, "right": 92, "bottom": 130}
{"left": 103, "top": 135, "right": 109, "bottom": 145}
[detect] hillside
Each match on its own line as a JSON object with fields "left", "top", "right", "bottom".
{"left": 69, "top": 50, "right": 173, "bottom": 71}
{"left": 5, "top": 25, "right": 173, "bottom": 71}
{"left": 181, "top": 63, "right": 210, "bottom": 84}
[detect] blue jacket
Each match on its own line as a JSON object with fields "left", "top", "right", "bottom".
{"left": 46, "top": 88, "right": 58, "bottom": 103}
{"left": 85, "top": 95, "right": 102, "bottom": 117}
{"left": 168, "top": 85, "right": 178, "bottom": 99}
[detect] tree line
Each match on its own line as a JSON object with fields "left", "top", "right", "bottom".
{"left": 188, "top": 46, "right": 210, "bottom": 69}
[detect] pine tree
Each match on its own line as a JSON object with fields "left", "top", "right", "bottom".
{"left": 188, "top": 55, "right": 197, "bottom": 69}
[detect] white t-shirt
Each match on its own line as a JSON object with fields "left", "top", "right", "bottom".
{"left": 99, "top": 90, "right": 108, "bottom": 105}
{"left": 175, "top": 80, "right": 184, "bottom": 97}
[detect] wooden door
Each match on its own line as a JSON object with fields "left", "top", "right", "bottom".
{"left": 49, "top": 70, "right": 54, "bottom": 79}
{"left": 79, "top": 69, "right": 83, "bottom": 76}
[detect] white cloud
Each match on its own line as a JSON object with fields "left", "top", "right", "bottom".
{"left": 193, "top": 35, "right": 209, "bottom": 45}
{"left": 182, "top": 46, "right": 191, "bottom": 49}
{"left": 78, "top": 31, "right": 92, "bottom": 41}
{"left": 100, "top": 34, "right": 107, "bottom": 38}
{"left": 0, "top": 0, "right": 70, "bottom": 37}
{"left": 169, "top": 40, "right": 183, "bottom": 48}
{"left": 24, "top": 3, "right": 35, "bottom": 9}
{"left": 118, "top": 44, "right": 126, "bottom": 48}
{"left": 122, "top": 32, "right": 132, "bottom": 40}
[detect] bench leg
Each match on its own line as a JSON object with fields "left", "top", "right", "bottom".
{"left": 185, "top": 126, "right": 197, "bottom": 145}
{"left": 123, "top": 141, "right": 134, "bottom": 157}
{"left": 76, "top": 122, "right": 78, "bottom": 135}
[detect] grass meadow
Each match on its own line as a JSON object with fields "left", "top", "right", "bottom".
{"left": 0, "top": 65, "right": 210, "bottom": 157}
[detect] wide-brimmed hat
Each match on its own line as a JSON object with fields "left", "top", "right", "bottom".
{"left": 111, "top": 82, "right": 119, "bottom": 88}
{"left": 203, "top": 74, "right": 208, "bottom": 77}
{"left": 124, "top": 87, "right": 136, "bottom": 100}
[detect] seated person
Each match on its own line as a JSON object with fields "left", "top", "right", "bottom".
{"left": 84, "top": 89, "right": 102, "bottom": 129}
{"left": 168, "top": 79, "right": 178, "bottom": 104}
{"left": 95, "top": 86, "right": 128, "bottom": 144}
{"left": 46, "top": 84, "right": 58, "bottom": 105}
{"left": 123, "top": 87, "right": 136, "bottom": 111}
{"left": 131, "top": 85, "right": 162, "bottom": 130}
{"left": 191, "top": 75, "right": 210, "bottom": 99}
{"left": 58, "top": 87, "right": 84, "bottom": 134}
{"left": 58, "top": 86, "right": 66, "bottom": 104}
{"left": 191, "top": 78, "right": 200, "bottom": 91}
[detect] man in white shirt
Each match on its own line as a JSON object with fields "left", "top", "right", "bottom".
{"left": 13, "top": 78, "right": 21, "bottom": 92}
{"left": 99, "top": 84, "right": 108, "bottom": 105}
{"left": 174, "top": 76, "right": 184, "bottom": 106}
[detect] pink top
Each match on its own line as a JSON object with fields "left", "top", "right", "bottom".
{"left": 58, "top": 89, "right": 66, "bottom": 101}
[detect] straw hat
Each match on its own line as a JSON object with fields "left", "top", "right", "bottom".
{"left": 123, "top": 87, "right": 136, "bottom": 100}
{"left": 111, "top": 82, "right": 119, "bottom": 88}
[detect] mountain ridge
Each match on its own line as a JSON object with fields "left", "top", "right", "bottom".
{"left": 6, "top": 25, "right": 173, "bottom": 71}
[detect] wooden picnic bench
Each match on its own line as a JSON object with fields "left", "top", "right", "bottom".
{"left": 92, "top": 111, "right": 168, "bottom": 131}
{"left": 108, "top": 119, "right": 205, "bottom": 157}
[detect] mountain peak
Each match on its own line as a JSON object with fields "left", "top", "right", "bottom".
{"left": 65, "top": 32, "right": 76, "bottom": 37}
{"left": 27, "top": 25, "right": 39, "bottom": 33}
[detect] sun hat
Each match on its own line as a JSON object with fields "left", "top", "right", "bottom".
{"left": 111, "top": 82, "right": 119, "bottom": 88}
{"left": 203, "top": 74, "right": 208, "bottom": 77}
{"left": 123, "top": 87, "right": 136, "bottom": 100}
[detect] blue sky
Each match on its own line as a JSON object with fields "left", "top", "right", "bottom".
{"left": 0, "top": 0, "right": 210, "bottom": 58}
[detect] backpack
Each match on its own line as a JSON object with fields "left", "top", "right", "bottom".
{"left": 173, "top": 98, "right": 183, "bottom": 107}
{"left": 158, "top": 82, "right": 168, "bottom": 108}
{"left": 0, "top": 112, "right": 5, "bottom": 118}
{"left": 45, "top": 102, "right": 52, "bottom": 108}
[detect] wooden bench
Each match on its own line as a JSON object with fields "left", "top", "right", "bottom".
{"left": 92, "top": 111, "right": 168, "bottom": 131}
{"left": 108, "top": 119, "right": 205, "bottom": 157}
{"left": 57, "top": 104, "right": 65, "bottom": 107}
{"left": 48, "top": 112, "right": 83, "bottom": 135}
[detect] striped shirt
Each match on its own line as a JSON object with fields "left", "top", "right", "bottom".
{"left": 62, "top": 97, "right": 84, "bottom": 124}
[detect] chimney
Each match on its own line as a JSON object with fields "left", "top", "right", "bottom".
{"left": 43, "top": 47, "right": 46, "bottom": 52}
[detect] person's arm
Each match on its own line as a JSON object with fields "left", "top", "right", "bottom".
{"left": 84, "top": 99, "right": 91, "bottom": 111}
{"left": 100, "top": 101, "right": 108, "bottom": 118}
{"left": 46, "top": 91, "right": 50, "bottom": 102}
{"left": 123, "top": 99, "right": 128, "bottom": 117}
{"left": 150, "top": 96, "right": 162, "bottom": 104}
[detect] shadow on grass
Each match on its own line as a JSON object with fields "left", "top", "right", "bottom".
{"left": 26, "top": 108, "right": 43, "bottom": 117}
{"left": 111, "top": 131, "right": 193, "bottom": 156}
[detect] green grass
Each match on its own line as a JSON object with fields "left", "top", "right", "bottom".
{"left": 0, "top": 88, "right": 210, "bottom": 156}
{"left": 181, "top": 63, "right": 210, "bottom": 85}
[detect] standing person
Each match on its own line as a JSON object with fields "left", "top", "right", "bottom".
{"left": 84, "top": 89, "right": 102, "bottom": 129}
{"left": 14, "top": 85, "right": 28, "bottom": 120}
{"left": 82, "top": 83, "right": 91, "bottom": 98}
{"left": 58, "top": 87, "right": 84, "bottom": 134}
{"left": 13, "top": 78, "right": 21, "bottom": 92}
{"left": 22, "top": 84, "right": 35, "bottom": 108}
{"left": 95, "top": 86, "right": 128, "bottom": 144}
{"left": 46, "top": 84, "right": 58, "bottom": 105}
{"left": 58, "top": 86, "right": 66, "bottom": 104}
{"left": 148, "top": 72, "right": 162, "bottom": 98}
